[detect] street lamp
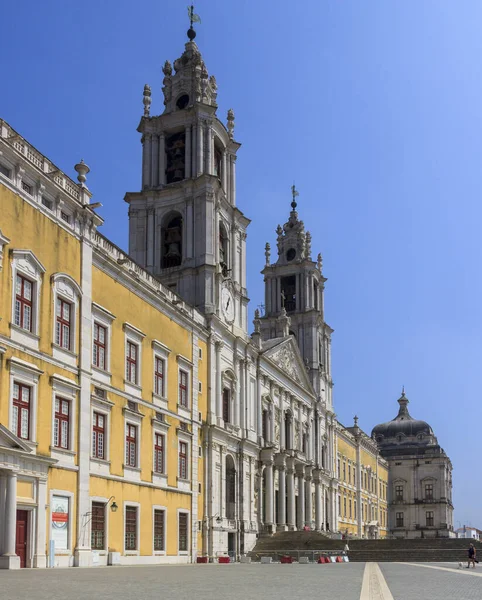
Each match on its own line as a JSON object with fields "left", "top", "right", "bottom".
{"left": 107, "top": 496, "right": 118, "bottom": 513}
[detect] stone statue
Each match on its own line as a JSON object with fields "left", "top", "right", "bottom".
{"left": 143, "top": 84, "right": 151, "bottom": 117}
{"left": 227, "top": 108, "right": 235, "bottom": 139}
{"left": 265, "top": 242, "right": 270, "bottom": 266}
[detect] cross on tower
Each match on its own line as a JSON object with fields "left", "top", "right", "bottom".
{"left": 291, "top": 183, "right": 299, "bottom": 210}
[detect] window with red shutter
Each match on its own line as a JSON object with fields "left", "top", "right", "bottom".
{"left": 125, "top": 424, "right": 137, "bottom": 467}
{"left": 154, "top": 357, "right": 165, "bottom": 396}
{"left": 54, "top": 398, "right": 70, "bottom": 449}
{"left": 179, "top": 370, "right": 188, "bottom": 407}
{"left": 93, "top": 323, "right": 107, "bottom": 370}
{"left": 179, "top": 441, "right": 188, "bottom": 479}
{"left": 154, "top": 433, "right": 164, "bottom": 473}
{"left": 12, "top": 382, "right": 31, "bottom": 440}
{"left": 91, "top": 502, "right": 106, "bottom": 550}
{"left": 178, "top": 513, "right": 188, "bottom": 552}
{"left": 56, "top": 298, "right": 71, "bottom": 350}
{"left": 154, "top": 509, "right": 165, "bottom": 551}
{"left": 92, "top": 412, "right": 106, "bottom": 459}
{"left": 125, "top": 506, "right": 137, "bottom": 550}
{"left": 15, "top": 274, "right": 33, "bottom": 332}
{"left": 126, "top": 341, "right": 138, "bottom": 384}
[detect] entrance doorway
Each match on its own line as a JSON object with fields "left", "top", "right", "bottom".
{"left": 228, "top": 532, "right": 235, "bottom": 560}
{"left": 16, "top": 510, "right": 28, "bottom": 568}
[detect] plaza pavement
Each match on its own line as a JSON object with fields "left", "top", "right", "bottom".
{"left": 1, "top": 562, "right": 481, "bottom": 600}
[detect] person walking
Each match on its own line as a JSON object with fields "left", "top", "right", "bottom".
{"left": 467, "top": 543, "right": 476, "bottom": 568}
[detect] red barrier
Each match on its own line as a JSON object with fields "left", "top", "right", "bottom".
{"left": 280, "top": 555, "right": 293, "bottom": 564}
{"left": 197, "top": 556, "right": 208, "bottom": 563}
{"left": 336, "top": 556, "right": 343, "bottom": 563}
{"left": 218, "top": 556, "right": 230, "bottom": 564}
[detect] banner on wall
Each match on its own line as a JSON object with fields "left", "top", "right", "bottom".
{"left": 51, "top": 495, "right": 69, "bottom": 550}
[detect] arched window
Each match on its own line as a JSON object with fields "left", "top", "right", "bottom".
{"left": 219, "top": 223, "right": 229, "bottom": 277}
{"left": 225, "top": 455, "right": 236, "bottom": 519}
{"left": 214, "top": 145, "right": 222, "bottom": 180}
{"left": 165, "top": 132, "right": 186, "bottom": 183}
{"left": 302, "top": 431, "right": 308, "bottom": 455}
{"left": 162, "top": 214, "right": 183, "bottom": 268}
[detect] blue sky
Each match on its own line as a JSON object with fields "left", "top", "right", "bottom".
{"left": 1, "top": 1, "right": 481, "bottom": 527}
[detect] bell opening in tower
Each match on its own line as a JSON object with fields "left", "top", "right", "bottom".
{"left": 219, "top": 223, "right": 229, "bottom": 277}
{"left": 281, "top": 275, "right": 296, "bottom": 313}
{"left": 214, "top": 145, "right": 222, "bottom": 180}
{"left": 162, "top": 214, "right": 183, "bottom": 268}
{"left": 165, "top": 132, "right": 186, "bottom": 183}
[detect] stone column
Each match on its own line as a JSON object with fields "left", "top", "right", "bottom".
{"left": 146, "top": 208, "right": 155, "bottom": 270}
{"left": 256, "top": 365, "right": 262, "bottom": 440}
{"left": 215, "top": 341, "right": 223, "bottom": 424}
{"left": 230, "top": 155, "right": 236, "bottom": 206}
{"left": 0, "top": 473, "right": 5, "bottom": 555}
{"left": 277, "top": 466, "right": 286, "bottom": 530}
{"left": 222, "top": 150, "right": 227, "bottom": 192}
{"left": 185, "top": 125, "right": 191, "bottom": 179}
{"left": 197, "top": 122, "right": 204, "bottom": 176}
{"left": 0, "top": 472, "right": 20, "bottom": 569}
{"left": 151, "top": 133, "right": 159, "bottom": 187}
{"left": 314, "top": 473, "right": 322, "bottom": 531}
{"left": 330, "top": 486, "right": 337, "bottom": 533}
{"left": 296, "top": 469, "right": 305, "bottom": 530}
{"left": 142, "top": 133, "right": 152, "bottom": 189}
{"left": 286, "top": 464, "right": 296, "bottom": 530}
{"left": 239, "top": 359, "right": 245, "bottom": 431}
{"left": 205, "top": 123, "right": 212, "bottom": 175}
{"left": 264, "top": 462, "right": 274, "bottom": 527}
{"left": 305, "top": 473, "right": 313, "bottom": 528}
{"left": 158, "top": 133, "right": 166, "bottom": 185}
{"left": 33, "top": 478, "right": 48, "bottom": 568}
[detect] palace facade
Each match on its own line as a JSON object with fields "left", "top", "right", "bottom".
{"left": 0, "top": 22, "right": 452, "bottom": 569}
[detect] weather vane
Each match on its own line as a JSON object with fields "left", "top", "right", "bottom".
{"left": 291, "top": 183, "right": 299, "bottom": 210}
{"left": 187, "top": 4, "right": 201, "bottom": 40}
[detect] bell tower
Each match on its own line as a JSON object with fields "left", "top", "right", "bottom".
{"left": 259, "top": 187, "right": 334, "bottom": 408}
{"left": 125, "top": 19, "right": 250, "bottom": 333}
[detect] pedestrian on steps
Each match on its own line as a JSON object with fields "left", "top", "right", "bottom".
{"left": 467, "top": 543, "right": 476, "bottom": 568}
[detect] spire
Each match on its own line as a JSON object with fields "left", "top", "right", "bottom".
{"left": 291, "top": 183, "right": 299, "bottom": 211}
{"left": 397, "top": 388, "right": 410, "bottom": 419}
{"left": 187, "top": 4, "right": 201, "bottom": 41}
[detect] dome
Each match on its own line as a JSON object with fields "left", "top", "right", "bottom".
{"left": 371, "top": 391, "right": 434, "bottom": 442}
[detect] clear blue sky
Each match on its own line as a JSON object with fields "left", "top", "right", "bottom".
{"left": 1, "top": 1, "right": 481, "bottom": 527}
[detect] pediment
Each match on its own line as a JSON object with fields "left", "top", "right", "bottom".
{"left": 262, "top": 337, "right": 313, "bottom": 392}
{"left": 0, "top": 423, "right": 33, "bottom": 453}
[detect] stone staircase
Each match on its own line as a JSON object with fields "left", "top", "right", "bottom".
{"left": 248, "top": 531, "right": 482, "bottom": 563}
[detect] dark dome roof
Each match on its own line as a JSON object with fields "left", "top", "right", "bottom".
{"left": 371, "top": 391, "right": 434, "bottom": 440}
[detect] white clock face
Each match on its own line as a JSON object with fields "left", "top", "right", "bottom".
{"left": 221, "top": 287, "right": 235, "bottom": 322}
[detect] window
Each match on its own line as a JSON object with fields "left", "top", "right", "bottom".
{"left": 41, "top": 197, "right": 53, "bottom": 210}
{"left": 61, "top": 211, "right": 70, "bottom": 224}
{"left": 337, "top": 459, "right": 341, "bottom": 478}
{"left": 0, "top": 163, "right": 12, "bottom": 178}
{"left": 15, "top": 274, "right": 33, "bottom": 332}
{"left": 348, "top": 465, "right": 351, "bottom": 483}
{"left": 343, "top": 462, "right": 346, "bottom": 481}
{"left": 425, "top": 483, "right": 433, "bottom": 501}
{"left": 349, "top": 499, "right": 352, "bottom": 518}
{"left": 12, "top": 382, "right": 31, "bottom": 440}
{"left": 56, "top": 298, "right": 71, "bottom": 350}
{"left": 125, "top": 506, "right": 138, "bottom": 550}
{"left": 21, "top": 181, "right": 33, "bottom": 195}
{"left": 179, "top": 441, "right": 188, "bottom": 479}
{"left": 396, "top": 512, "right": 404, "bottom": 527}
{"left": 426, "top": 511, "right": 434, "bottom": 527}
{"left": 162, "top": 214, "right": 183, "bottom": 267}
{"left": 395, "top": 485, "right": 403, "bottom": 502}
{"left": 222, "top": 388, "right": 230, "bottom": 423}
{"left": 91, "top": 502, "right": 106, "bottom": 550}
{"left": 54, "top": 398, "right": 70, "bottom": 449}
{"left": 343, "top": 496, "right": 347, "bottom": 517}
{"left": 154, "top": 357, "right": 165, "bottom": 396}
{"left": 125, "top": 424, "right": 137, "bottom": 467}
{"left": 154, "top": 509, "right": 165, "bottom": 552}
{"left": 92, "top": 412, "right": 106, "bottom": 459}
{"left": 178, "top": 513, "right": 188, "bottom": 552}
{"left": 179, "top": 370, "right": 188, "bottom": 407}
{"left": 154, "top": 433, "right": 165, "bottom": 473}
{"left": 93, "top": 323, "right": 107, "bottom": 370}
{"left": 126, "top": 341, "right": 138, "bottom": 384}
